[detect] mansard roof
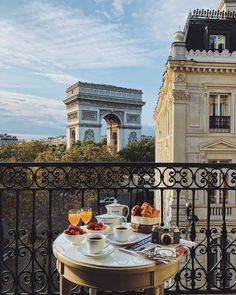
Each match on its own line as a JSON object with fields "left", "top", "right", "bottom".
{"left": 185, "top": 9, "right": 236, "bottom": 53}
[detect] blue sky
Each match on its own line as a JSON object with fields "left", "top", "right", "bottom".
{"left": 0, "top": 0, "right": 218, "bottom": 140}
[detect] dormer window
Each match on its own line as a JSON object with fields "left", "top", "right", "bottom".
{"left": 209, "top": 35, "right": 226, "bottom": 51}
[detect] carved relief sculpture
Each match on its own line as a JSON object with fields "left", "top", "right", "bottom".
{"left": 84, "top": 129, "right": 95, "bottom": 141}
{"left": 82, "top": 110, "right": 98, "bottom": 121}
{"left": 128, "top": 131, "right": 137, "bottom": 143}
{"left": 68, "top": 111, "right": 78, "bottom": 121}
{"left": 127, "top": 114, "right": 140, "bottom": 124}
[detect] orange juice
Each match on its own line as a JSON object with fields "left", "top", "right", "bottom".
{"left": 68, "top": 212, "right": 80, "bottom": 225}
{"left": 80, "top": 211, "right": 92, "bottom": 224}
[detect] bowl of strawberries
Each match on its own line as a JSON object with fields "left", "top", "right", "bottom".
{"left": 86, "top": 222, "right": 110, "bottom": 235}
{"left": 63, "top": 225, "right": 87, "bottom": 245}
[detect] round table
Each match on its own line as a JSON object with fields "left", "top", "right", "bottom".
{"left": 53, "top": 233, "right": 180, "bottom": 295}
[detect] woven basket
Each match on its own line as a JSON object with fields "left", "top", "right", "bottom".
{"left": 131, "top": 216, "right": 159, "bottom": 234}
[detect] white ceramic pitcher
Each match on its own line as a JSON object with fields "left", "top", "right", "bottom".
{"left": 105, "top": 199, "right": 130, "bottom": 218}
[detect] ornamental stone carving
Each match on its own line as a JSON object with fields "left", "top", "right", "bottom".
{"left": 127, "top": 114, "right": 140, "bottom": 124}
{"left": 174, "top": 73, "right": 186, "bottom": 82}
{"left": 68, "top": 111, "right": 78, "bottom": 121}
{"left": 84, "top": 129, "right": 95, "bottom": 141}
{"left": 172, "top": 90, "right": 188, "bottom": 102}
{"left": 82, "top": 110, "right": 98, "bottom": 121}
{"left": 67, "top": 101, "right": 78, "bottom": 109}
{"left": 128, "top": 131, "right": 137, "bottom": 143}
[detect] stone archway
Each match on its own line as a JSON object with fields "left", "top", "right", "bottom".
{"left": 103, "top": 113, "right": 121, "bottom": 152}
{"left": 70, "top": 128, "right": 75, "bottom": 146}
{"left": 64, "top": 81, "right": 145, "bottom": 149}
{"left": 101, "top": 113, "right": 122, "bottom": 152}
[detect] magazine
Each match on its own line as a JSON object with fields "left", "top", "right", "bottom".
{"left": 119, "top": 236, "right": 195, "bottom": 264}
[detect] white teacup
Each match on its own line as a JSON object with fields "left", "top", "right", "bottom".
{"left": 113, "top": 225, "right": 131, "bottom": 242}
{"left": 95, "top": 214, "right": 127, "bottom": 233}
{"left": 86, "top": 233, "right": 110, "bottom": 254}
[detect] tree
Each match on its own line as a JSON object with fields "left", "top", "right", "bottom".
{"left": 119, "top": 137, "right": 155, "bottom": 162}
{"left": 62, "top": 140, "right": 121, "bottom": 162}
{"left": 0, "top": 141, "right": 46, "bottom": 162}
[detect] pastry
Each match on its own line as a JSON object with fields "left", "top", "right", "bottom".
{"left": 131, "top": 205, "right": 141, "bottom": 216}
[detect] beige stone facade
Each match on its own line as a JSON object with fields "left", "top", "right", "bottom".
{"left": 154, "top": 1, "right": 236, "bottom": 288}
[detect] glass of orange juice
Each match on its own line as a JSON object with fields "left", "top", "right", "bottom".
{"left": 80, "top": 207, "right": 92, "bottom": 224}
{"left": 68, "top": 209, "right": 80, "bottom": 225}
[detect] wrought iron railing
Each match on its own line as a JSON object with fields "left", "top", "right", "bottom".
{"left": 0, "top": 162, "right": 236, "bottom": 294}
{"left": 192, "top": 9, "right": 236, "bottom": 20}
{"left": 209, "top": 116, "right": 230, "bottom": 132}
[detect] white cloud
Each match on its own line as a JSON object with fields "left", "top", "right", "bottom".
{"left": 0, "top": 1, "right": 153, "bottom": 84}
{"left": 112, "top": 0, "right": 134, "bottom": 16}
{"left": 34, "top": 72, "right": 78, "bottom": 85}
{"left": 134, "top": 0, "right": 218, "bottom": 43}
{"left": 0, "top": 91, "right": 65, "bottom": 123}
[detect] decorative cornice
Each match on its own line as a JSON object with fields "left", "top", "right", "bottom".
{"left": 170, "top": 60, "right": 236, "bottom": 74}
{"left": 186, "top": 49, "right": 236, "bottom": 63}
{"left": 66, "top": 81, "right": 143, "bottom": 94}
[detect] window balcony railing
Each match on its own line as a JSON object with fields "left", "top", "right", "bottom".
{"left": 0, "top": 162, "right": 236, "bottom": 294}
{"left": 209, "top": 116, "right": 231, "bottom": 132}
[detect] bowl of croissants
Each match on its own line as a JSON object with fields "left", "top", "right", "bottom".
{"left": 131, "top": 202, "right": 160, "bottom": 233}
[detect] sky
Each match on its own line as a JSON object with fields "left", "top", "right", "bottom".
{"left": 0, "top": 0, "right": 219, "bottom": 140}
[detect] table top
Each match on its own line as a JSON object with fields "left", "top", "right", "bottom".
{"left": 53, "top": 232, "right": 157, "bottom": 270}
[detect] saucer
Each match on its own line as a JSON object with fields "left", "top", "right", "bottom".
{"left": 109, "top": 233, "right": 142, "bottom": 246}
{"left": 155, "top": 248, "right": 176, "bottom": 257}
{"left": 79, "top": 244, "right": 114, "bottom": 258}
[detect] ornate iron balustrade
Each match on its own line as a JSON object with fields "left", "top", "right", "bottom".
{"left": 209, "top": 116, "right": 231, "bottom": 132}
{"left": 0, "top": 162, "right": 236, "bottom": 294}
{"left": 192, "top": 9, "right": 236, "bottom": 19}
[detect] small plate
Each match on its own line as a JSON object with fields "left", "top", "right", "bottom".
{"left": 79, "top": 244, "right": 114, "bottom": 258}
{"left": 155, "top": 248, "right": 176, "bottom": 257}
{"left": 109, "top": 234, "right": 143, "bottom": 246}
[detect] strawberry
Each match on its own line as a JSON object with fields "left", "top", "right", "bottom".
{"left": 70, "top": 229, "right": 75, "bottom": 235}
{"left": 64, "top": 230, "right": 71, "bottom": 235}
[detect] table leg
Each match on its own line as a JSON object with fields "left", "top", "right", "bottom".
{"left": 146, "top": 285, "right": 164, "bottom": 295}
{"left": 60, "top": 274, "right": 72, "bottom": 295}
{"left": 158, "top": 285, "right": 164, "bottom": 295}
{"left": 89, "top": 288, "right": 97, "bottom": 295}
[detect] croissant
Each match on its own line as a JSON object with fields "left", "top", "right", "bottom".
{"left": 141, "top": 210, "right": 153, "bottom": 217}
{"left": 152, "top": 208, "right": 160, "bottom": 217}
{"left": 141, "top": 202, "right": 151, "bottom": 209}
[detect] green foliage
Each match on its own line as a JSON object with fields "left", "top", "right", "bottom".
{"left": 119, "top": 137, "right": 155, "bottom": 162}
{"left": 62, "top": 140, "right": 121, "bottom": 162}
{"left": 0, "top": 141, "right": 46, "bottom": 162}
{"left": 0, "top": 138, "right": 155, "bottom": 163}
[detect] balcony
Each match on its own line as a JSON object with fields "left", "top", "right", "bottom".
{"left": 209, "top": 116, "right": 230, "bottom": 133}
{"left": 0, "top": 162, "right": 236, "bottom": 294}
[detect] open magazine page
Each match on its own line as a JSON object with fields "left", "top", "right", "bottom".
{"left": 119, "top": 236, "right": 196, "bottom": 264}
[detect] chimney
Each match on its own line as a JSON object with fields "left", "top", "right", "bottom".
{"left": 218, "top": 0, "right": 236, "bottom": 12}
{"left": 171, "top": 31, "right": 186, "bottom": 61}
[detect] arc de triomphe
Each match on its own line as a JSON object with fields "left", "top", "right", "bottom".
{"left": 64, "top": 81, "right": 145, "bottom": 151}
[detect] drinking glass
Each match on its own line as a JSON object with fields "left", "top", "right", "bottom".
{"left": 68, "top": 209, "right": 80, "bottom": 225}
{"left": 80, "top": 207, "right": 92, "bottom": 224}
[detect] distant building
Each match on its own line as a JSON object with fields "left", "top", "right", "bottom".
{"left": 41, "top": 135, "right": 66, "bottom": 146}
{"left": 141, "top": 135, "right": 153, "bottom": 140}
{"left": 0, "top": 134, "right": 19, "bottom": 145}
{"left": 64, "top": 81, "right": 145, "bottom": 151}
